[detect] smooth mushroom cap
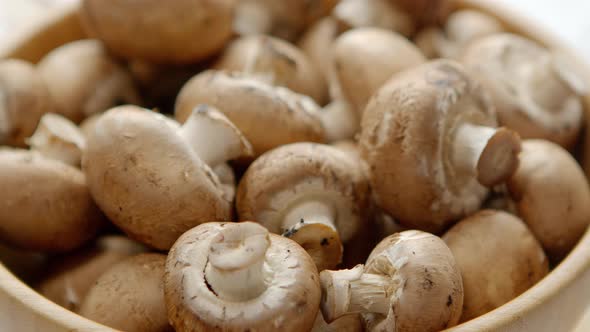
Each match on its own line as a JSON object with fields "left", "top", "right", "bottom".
{"left": 507, "top": 139, "right": 590, "bottom": 260}
{"left": 175, "top": 70, "right": 325, "bottom": 156}
{"left": 83, "top": 105, "right": 232, "bottom": 250}
{"left": 333, "top": 27, "right": 426, "bottom": 116}
{"left": 359, "top": 59, "right": 519, "bottom": 232}
{"left": 80, "top": 0, "right": 234, "bottom": 64}
{"left": 37, "top": 235, "right": 146, "bottom": 312}
{"left": 79, "top": 253, "right": 172, "bottom": 332}
{"left": 443, "top": 210, "right": 548, "bottom": 322}
{"left": 27, "top": 113, "right": 86, "bottom": 167}
{"left": 0, "top": 148, "right": 103, "bottom": 252}
{"left": 0, "top": 59, "right": 53, "bottom": 147}
{"left": 164, "top": 222, "right": 321, "bottom": 332}
{"left": 460, "top": 33, "right": 586, "bottom": 148}
{"left": 215, "top": 35, "right": 328, "bottom": 104}
{"left": 37, "top": 39, "right": 140, "bottom": 123}
{"left": 332, "top": 0, "right": 415, "bottom": 36}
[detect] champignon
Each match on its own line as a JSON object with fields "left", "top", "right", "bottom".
{"left": 175, "top": 70, "right": 325, "bottom": 156}
{"left": 164, "top": 221, "right": 321, "bottom": 332}
{"left": 460, "top": 33, "right": 586, "bottom": 148}
{"left": 79, "top": 253, "right": 172, "bottom": 332}
{"left": 318, "top": 100, "right": 359, "bottom": 142}
{"left": 37, "top": 235, "right": 146, "bottom": 312}
{"left": 359, "top": 60, "right": 522, "bottom": 232}
{"left": 237, "top": 142, "right": 370, "bottom": 271}
{"left": 332, "top": 0, "right": 415, "bottom": 36}
{"left": 507, "top": 139, "right": 590, "bottom": 260}
{"left": 27, "top": 113, "right": 86, "bottom": 167}
{"left": 84, "top": 105, "right": 251, "bottom": 250}
{"left": 443, "top": 210, "right": 548, "bottom": 322}
{"left": 215, "top": 35, "right": 328, "bottom": 104}
{"left": 333, "top": 27, "right": 426, "bottom": 117}
{"left": 37, "top": 39, "right": 140, "bottom": 123}
{"left": 320, "top": 230, "right": 463, "bottom": 332}
{"left": 0, "top": 59, "right": 53, "bottom": 147}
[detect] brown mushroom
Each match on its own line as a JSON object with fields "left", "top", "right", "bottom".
{"left": 318, "top": 100, "right": 359, "bottom": 142}
{"left": 164, "top": 221, "right": 321, "bottom": 332}
{"left": 27, "top": 113, "right": 86, "bottom": 167}
{"left": 237, "top": 143, "right": 370, "bottom": 271}
{"left": 507, "top": 139, "right": 590, "bottom": 260}
{"left": 320, "top": 230, "right": 463, "bottom": 332}
{"left": 37, "top": 39, "right": 140, "bottom": 123}
{"left": 443, "top": 210, "right": 549, "bottom": 322}
{"left": 359, "top": 60, "right": 522, "bottom": 232}
{"left": 0, "top": 59, "right": 53, "bottom": 147}
{"left": 332, "top": 0, "right": 415, "bottom": 36}
{"left": 84, "top": 105, "right": 251, "bottom": 249}
{"left": 79, "top": 253, "right": 172, "bottom": 332}
{"left": 461, "top": 33, "right": 586, "bottom": 148}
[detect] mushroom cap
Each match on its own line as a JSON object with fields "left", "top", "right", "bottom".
{"left": 359, "top": 59, "right": 496, "bottom": 232}
{"left": 363, "top": 230, "right": 463, "bottom": 332}
{"left": 27, "top": 113, "right": 86, "bottom": 166}
{"left": 333, "top": 0, "right": 415, "bottom": 36}
{"left": 37, "top": 235, "right": 146, "bottom": 312}
{"left": 80, "top": 0, "right": 234, "bottom": 64}
{"left": 215, "top": 35, "right": 328, "bottom": 104}
{"left": 0, "top": 148, "right": 103, "bottom": 252}
{"left": 83, "top": 105, "right": 232, "bottom": 250}
{"left": 37, "top": 39, "right": 140, "bottom": 123}
{"left": 164, "top": 222, "right": 321, "bottom": 332}
{"left": 79, "top": 253, "right": 172, "bottom": 332}
{"left": 507, "top": 139, "right": 590, "bottom": 260}
{"left": 460, "top": 33, "right": 585, "bottom": 148}
{"left": 333, "top": 27, "right": 426, "bottom": 116}
{"left": 0, "top": 59, "right": 53, "bottom": 147}
{"left": 237, "top": 142, "right": 370, "bottom": 243}
{"left": 442, "top": 210, "right": 548, "bottom": 322}
{"left": 175, "top": 70, "right": 325, "bottom": 156}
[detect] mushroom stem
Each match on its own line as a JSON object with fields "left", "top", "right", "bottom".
{"left": 528, "top": 57, "right": 576, "bottom": 110}
{"left": 452, "top": 123, "right": 521, "bottom": 187}
{"left": 320, "top": 265, "right": 397, "bottom": 322}
{"left": 243, "top": 38, "right": 297, "bottom": 86}
{"left": 26, "top": 113, "right": 86, "bottom": 166}
{"left": 204, "top": 223, "right": 270, "bottom": 302}
{"left": 283, "top": 200, "right": 337, "bottom": 231}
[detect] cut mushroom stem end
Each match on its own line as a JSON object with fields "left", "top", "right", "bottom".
{"left": 204, "top": 222, "right": 270, "bottom": 302}
{"left": 26, "top": 113, "right": 86, "bottom": 166}
{"left": 453, "top": 123, "right": 521, "bottom": 187}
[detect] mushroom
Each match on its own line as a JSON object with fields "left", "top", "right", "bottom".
{"left": 83, "top": 105, "right": 251, "bottom": 250}
{"left": 79, "top": 113, "right": 102, "bottom": 139}
{"left": 79, "top": 253, "right": 172, "bottom": 332}
{"left": 0, "top": 59, "right": 53, "bottom": 147}
{"left": 37, "top": 235, "right": 146, "bottom": 312}
{"left": 37, "top": 39, "right": 140, "bottom": 123}
{"left": 333, "top": 27, "right": 426, "bottom": 117}
{"left": 332, "top": 0, "right": 415, "bottom": 36}
{"left": 213, "top": 163, "right": 237, "bottom": 202}
{"left": 387, "top": 0, "right": 454, "bottom": 27}
{"left": 318, "top": 100, "right": 359, "bottom": 142}
{"left": 164, "top": 221, "right": 321, "bottom": 331}
{"left": 80, "top": 0, "right": 234, "bottom": 64}
{"left": 414, "top": 9, "right": 504, "bottom": 59}
{"left": 27, "top": 113, "right": 86, "bottom": 167}
{"left": 359, "top": 60, "right": 522, "bottom": 232}
{"left": 237, "top": 142, "right": 370, "bottom": 271}
{"left": 320, "top": 230, "right": 463, "bottom": 332}
{"left": 482, "top": 184, "right": 518, "bottom": 214}
{"left": 460, "top": 33, "right": 587, "bottom": 148}
{"left": 507, "top": 139, "right": 590, "bottom": 260}
{"left": 312, "top": 312, "right": 363, "bottom": 332}
{"left": 0, "top": 148, "right": 103, "bottom": 251}
{"left": 175, "top": 70, "right": 325, "bottom": 156}
{"left": 215, "top": 35, "right": 328, "bottom": 104}
{"left": 442, "top": 210, "right": 549, "bottom": 322}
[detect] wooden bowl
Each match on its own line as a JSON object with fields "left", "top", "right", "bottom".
{"left": 0, "top": 1, "right": 589, "bottom": 331}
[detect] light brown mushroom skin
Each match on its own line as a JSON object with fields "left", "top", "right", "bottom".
{"left": 175, "top": 70, "right": 325, "bottom": 156}
{"left": 83, "top": 106, "right": 232, "bottom": 250}
{"left": 164, "top": 222, "right": 321, "bottom": 332}
{"left": 37, "top": 235, "right": 146, "bottom": 312}
{"left": 79, "top": 253, "right": 172, "bottom": 332}
{"left": 0, "top": 59, "right": 53, "bottom": 147}
{"left": 80, "top": 0, "right": 234, "bottom": 64}
{"left": 215, "top": 35, "right": 328, "bottom": 105}
{"left": 442, "top": 210, "right": 549, "bottom": 322}
{"left": 332, "top": 0, "right": 415, "bottom": 37}
{"left": 0, "top": 149, "right": 102, "bottom": 252}
{"left": 333, "top": 28, "right": 426, "bottom": 116}
{"left": 37, "top": 39, "right": 140, "bottom": 124}
{"left": 507, "top": 140, "right": 590, "bottom": 260}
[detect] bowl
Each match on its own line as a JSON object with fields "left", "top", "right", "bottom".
{"left": 0, "top": 1, "right": 589, "bottom": 331}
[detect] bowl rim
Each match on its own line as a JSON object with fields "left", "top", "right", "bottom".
{"left": 0, "top": 1, "right": 589, "bottom": 331}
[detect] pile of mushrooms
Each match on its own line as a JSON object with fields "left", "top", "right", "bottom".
{"left": 0, "top": 1, "right": 589, "bottom": 331}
